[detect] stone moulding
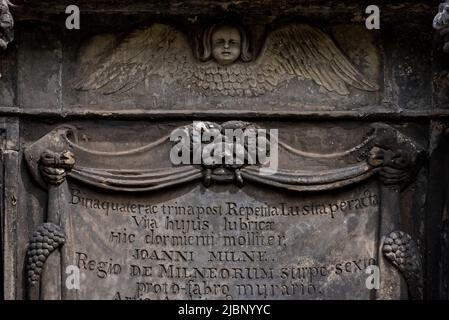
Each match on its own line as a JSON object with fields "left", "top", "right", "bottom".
{"left": 24, "top": 122, "right": 425, "bottom": 300}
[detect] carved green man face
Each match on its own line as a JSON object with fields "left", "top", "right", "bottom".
{"left": 211, "top": 25, "right": 241, "bottom": 66}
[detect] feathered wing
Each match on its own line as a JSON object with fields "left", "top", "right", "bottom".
{"left": 74, "top": 23, "right": 194, "bottom": 95}
{"left": 255, "top": 24, "right": 379, "bottom": 95}
{"left": 189, "top": 62, "right": 270, "bottom": 97}
{"left": 74, "top": 23, "right": 378, "bottom": 97}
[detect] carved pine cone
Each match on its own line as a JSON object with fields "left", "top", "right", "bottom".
{"left": 26, "top": 223, "right": 66, "bottom": 286}
{"left": 382, "top": 231, "right": 422, "bottom": 299}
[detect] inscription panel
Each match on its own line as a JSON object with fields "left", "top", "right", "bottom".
{"left": 67, "top": 181, "right": 379, "bottom": 300}
{"left": 23, "top": 122, "right": 425, "bottom": 300}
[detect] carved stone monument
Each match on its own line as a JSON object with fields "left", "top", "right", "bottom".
{"left": 1, "top": 0, "right": 448, "bottom": 300}
{"left": 18, "top": 122, "right": 423, "bottom": 300}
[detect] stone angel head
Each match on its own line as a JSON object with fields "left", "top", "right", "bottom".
{"left": 75, "top": 21, "right": 379, "bottom": 97}
{"left": 198, "top": 24, "right": 252, "bottom": 65}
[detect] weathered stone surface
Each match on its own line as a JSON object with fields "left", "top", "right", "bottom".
{"left": 16, "top": 121, "right": 423, "bottom": 300}
{"left": 67, "top": 181, "right": 379, "bottom": 300}
{"left": 1, "top": 0, "right": 448, "bottom": 301}
{"left": 0, "top": 1, "right": 439, "bottom": 117}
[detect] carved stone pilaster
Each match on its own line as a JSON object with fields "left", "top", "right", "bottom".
{"left": 433, "top": 2, "right": 449, "bottom": 53}
{"left": 0, "top": 0, "right": 13, "bottom": 50}
{"left": 366, "top": 124, "right": 425, "bottom": 300}
{"left": 26, "top": 149, "right": 75, "bottom": 299}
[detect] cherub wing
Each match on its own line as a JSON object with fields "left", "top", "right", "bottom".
{"left": 254, "top": 24, "right": 379, "bottom": 95}
{"left": 75, "top": 23, "right": 378, "bottom": 97}
{"left": 74, "top": 23, "right": 194, "bottom": 95}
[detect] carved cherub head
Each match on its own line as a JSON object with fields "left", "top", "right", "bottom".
{"left": 199, "top": 23, "right": 252, "bottom": 65}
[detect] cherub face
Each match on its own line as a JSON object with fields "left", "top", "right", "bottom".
{"left": 211, "top": 26, "right": 241, "bottom": 66}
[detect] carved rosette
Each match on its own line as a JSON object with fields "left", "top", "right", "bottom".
{"left": 0, "top": 0, "right": 13, "bottom": 50}
{"left": 382, "top": 231, "right": 423, "bottom": 300}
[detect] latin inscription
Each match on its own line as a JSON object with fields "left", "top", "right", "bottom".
{"left": 67, "top": 185, "right": 379, "bottom": 300}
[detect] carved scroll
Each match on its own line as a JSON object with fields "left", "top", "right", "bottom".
{"left": 24, "top": 122, "right": 424, "bottom": 300}
{"left": 25, "top": 130, "right": 77, "bottom": 300}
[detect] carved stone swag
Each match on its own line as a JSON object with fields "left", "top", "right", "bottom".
{"left": 23, "top": 122, "right": 425, "bottom": 300}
